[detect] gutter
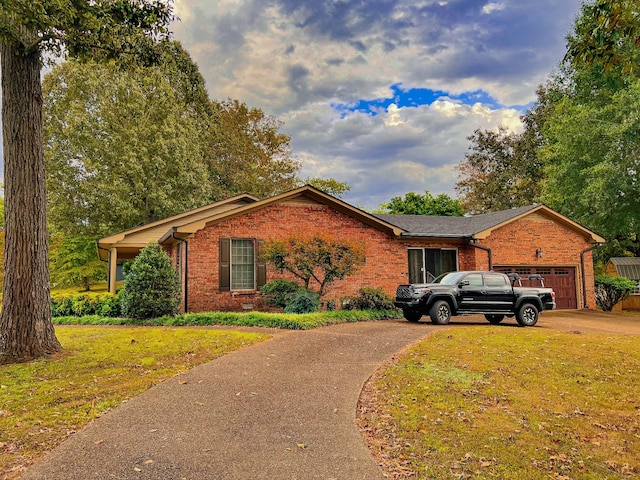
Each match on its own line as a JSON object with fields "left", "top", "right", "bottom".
{"left": 469, "top": 239, "right": 493, "bottom": 270}
{"left": 580, "top": 243, "right": 602, "bottom": 308}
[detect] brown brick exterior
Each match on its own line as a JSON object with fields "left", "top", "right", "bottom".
{"left": 173, "top": 203, "right": 597, "bottom": 312}
{"left": 477, "top": 213, "right": 596, "bottom": 309}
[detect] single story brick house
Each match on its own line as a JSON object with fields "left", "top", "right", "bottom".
{"left": 97, "top": 185, "right": 605, "bottom": 312}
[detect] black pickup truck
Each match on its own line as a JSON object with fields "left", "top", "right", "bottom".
{"left": 394, "top": 271, "right": 556, "bottom": 327}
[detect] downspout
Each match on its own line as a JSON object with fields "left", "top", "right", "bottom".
{"left": 470, "top": 240, "right": 492, "bottom": 270}
{"left": 580, "top": 243, "right": 602, "bottom": 309}
{"left": 172, "top": 231, "right": 189, "bottom": 314}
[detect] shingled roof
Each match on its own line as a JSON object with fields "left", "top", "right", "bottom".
{"left": 375, "top": 205, "right": 540, "bottom": 238}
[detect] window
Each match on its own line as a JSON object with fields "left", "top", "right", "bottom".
{"left": 465, "top": 273, "right": 483, "bottom": 286}
{"left": 231, "top": 239, "right": 255, "bottom": 290}
{"left": 219, "top": 238, "right": 266, "bottom": 292}
{"left": 408, "top": 248, "right": 458, "bottom": 283}
{"left": 485, "top": 273, "right": 508, "bottom": 286}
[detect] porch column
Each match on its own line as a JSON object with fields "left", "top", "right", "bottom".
{"left": 109, "top": 247, "right": 118, "bottom": 294}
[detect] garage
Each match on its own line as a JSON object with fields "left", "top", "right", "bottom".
{"left": 495, "top": 266, "right": 577, "bottom": 309}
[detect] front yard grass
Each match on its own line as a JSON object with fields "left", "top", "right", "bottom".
{"left": 0, "top": 326, "right": 269, "bottom": 479}
{"left": 359, "top": 328, "right": 640, "bottom": 479}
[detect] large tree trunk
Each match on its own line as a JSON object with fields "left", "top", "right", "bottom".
{"left": 0, "top": 39, "right": 62, "bottom": 364}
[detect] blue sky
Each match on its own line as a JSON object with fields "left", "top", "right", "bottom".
{"left": 1, "top": 0, "right": 585, "bottom": 211}
{"left": 332, "top": 84, "right": 508, "bottom": 118}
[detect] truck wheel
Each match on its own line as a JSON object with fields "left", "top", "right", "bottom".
{"left": 485, "top": 314, "right": 504, "bottom": 325}
{"left": 403, "top": 308, "right": 422, "bottom": 322}
{"left": 516, "top": 303, "right": 539, "bottom": 327}
{"left": 429, "top": 300, "right": 451, "bottom": 325}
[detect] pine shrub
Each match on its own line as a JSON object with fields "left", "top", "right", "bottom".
{"left": 120, "top": 243, "right": 181, "bottom": 320}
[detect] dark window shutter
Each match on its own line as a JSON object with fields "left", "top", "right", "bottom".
{"left": 219, "top": 238, "right": 230, "bottom": 291}
{"left": 256, "top": 239, "right": 267, "bottom": 289}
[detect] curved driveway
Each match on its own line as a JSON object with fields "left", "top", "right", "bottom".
{"left": 22, "top": 320, "right": 435, "bottom": 480}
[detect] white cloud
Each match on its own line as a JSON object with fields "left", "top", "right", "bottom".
{"left": 482, "top": 2, "right": 507, "bottom": 15}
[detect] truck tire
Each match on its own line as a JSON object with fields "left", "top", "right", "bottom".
{"left": 485, "top": 314, "right": 504, "bottom": 325}
{"left": 403, "top": 308, "right": 422, "bottom": 322}
{"left": 516, "top": 303, "right": 539, "bottom": 327}
{"left": 429, "top": 300, "right": 451, "bottom": 325}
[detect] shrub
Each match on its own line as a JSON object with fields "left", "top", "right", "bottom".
{"left": 260, "top": 279, "right": 302, "bottom": 308}
{"left": 594, "top": 275, "right": 637, "bottom": 311}
{"left": 342, "top": 287, "right": 396, "bottom": 311}
{"left": 51, "top": 292, "right": 121, "bottom": 317}
{"left": 120, "top": 242, "right": 181, "bottom": 320}
{"left": 284, "top": 289, "right": 321, "bottom": 314}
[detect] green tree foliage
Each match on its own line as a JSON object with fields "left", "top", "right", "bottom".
{"left": 44, "top": 55, "right": 211, "bottom": 236}
{"left": 594, "top": 275, "right": 637, "bottom": 311}
{"left": 261, "top": 236, "right": 366, "bottom": 296}
{"left": 302, "top": 177, "right": 351, "bottom": 198}
{"left": 207, "top": 99, "right": 301, "bottom": 199}
{"left": 540, "top": 0, "right": 640, "bottom": 261}
{"left": 49, "top": 235, "right": 107, "bottom": 291}
{"left": 120, "top": 243, "right": 181, "bottom": 320}
{"left": 379, "top": 191, "right": 464, "bottom": 216}
{"left": 566, "top": 0, "right": 640, "bottom": 76}
{"left": 0, "top": 0, "right": 173, "bottom": 364}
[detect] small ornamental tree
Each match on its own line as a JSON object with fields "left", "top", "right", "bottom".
{"left": 120, "top": 243, "right": 181, "bottom": 320}
{"left": 594, "top": 275, "right": 637, "bottom": 311}
{"left": 261, "top": 236, "right": 366, "bottom": 297}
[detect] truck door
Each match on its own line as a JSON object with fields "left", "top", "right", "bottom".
{"left": 458, "top": 273, "right": 485, "bottom": 310}
{"left": 483, "top": 273, "right": 513, "bottom": 311}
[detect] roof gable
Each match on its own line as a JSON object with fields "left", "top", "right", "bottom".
{"left": 161, "top": 185, "right": 404, "bottom": 243}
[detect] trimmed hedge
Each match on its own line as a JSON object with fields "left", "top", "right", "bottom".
{"left": 52, "top": 309, "right": 401, "bottom": 329}
{"left": 51, "top": 291, "right": 122, "bottom": 317}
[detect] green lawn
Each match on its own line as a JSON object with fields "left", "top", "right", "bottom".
{"left": 359, "top": 328, "right": 640, "bottom": 479}
{"left": 0, "top": 326, "right": 269, "bottom": 478}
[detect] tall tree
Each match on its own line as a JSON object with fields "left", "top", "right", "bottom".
{"left": 207, "top": 99, "right": 300, "bottom": 199}
{"left": 44, "top": 56, "right": 210, "bottom": 236}
{"left": 0, "top": 1, "right": 173, "bottom": 364}
{"left": 379, "top": 190, "right": 464, "bottom": 216}
{"left": 541, "top": 0, "right": 640, "bottom": 260}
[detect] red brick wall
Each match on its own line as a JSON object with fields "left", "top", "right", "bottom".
{"left": 185, "top": 202, "right": 410, "bottom": 312}
{"left": 477, "top": 213, "right": 596, "bottom": 309}
{"left": 180, "top": 205, "right": 597, "bottom": 312}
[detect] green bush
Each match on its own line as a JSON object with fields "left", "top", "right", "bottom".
{"left": 284, "top": 289, "right": 321, "bottom": 314}
{"left": 260, "top": 279, "right": 302, "bottom": 308}
{"left": 342, "top": 287, "right": 397, "bottom": 311}
{"left": 120, "top": 243, "right": 181, "bottom": 320}
{"left": 53, "top": 309, "right": 402, "bottom": 329}
{"left": 594, "top": 275, "right": 637, "bottom": 311}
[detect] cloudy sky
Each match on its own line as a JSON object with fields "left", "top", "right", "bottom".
{"left": 0, "top": 0, "right": 584, "bottom": 210}
{"left": 171, "top": 0, "right": 584, "bottom": 210}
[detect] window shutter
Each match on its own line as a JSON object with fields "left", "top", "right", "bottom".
{"left": 256, "top": 239, "right": 267, "bottom": 289}
{"left": 219, "top": 238, "right": 230, "bottom": 291}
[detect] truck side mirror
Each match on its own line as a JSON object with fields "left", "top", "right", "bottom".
{"left": 459, "top": 280, "right": 470, "bottom": 287}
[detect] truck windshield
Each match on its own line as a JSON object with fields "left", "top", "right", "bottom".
{"left": 433, "top": 272, "right": 467, "bottom": 285}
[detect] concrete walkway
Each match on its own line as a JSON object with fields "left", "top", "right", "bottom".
{"left": 22, "top": 320, "right": 434, "bottom": 480}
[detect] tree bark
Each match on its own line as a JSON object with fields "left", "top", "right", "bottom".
{"left": 0, "top": 39, "right": 62, "bottom": 364}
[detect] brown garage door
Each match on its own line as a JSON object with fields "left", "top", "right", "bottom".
{"left": 494, "top": 266, "right": 577, "bottom": 309}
